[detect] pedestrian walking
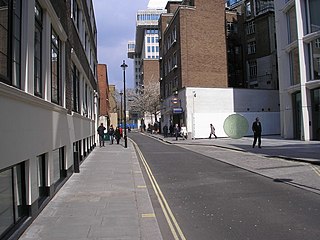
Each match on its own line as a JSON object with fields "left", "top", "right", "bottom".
{"left": 174, "top": 124, "right": 180, "bottom": 140}
{"left": 252, "top": 117, "right": 262, "bottom": 148}
{"left": 209, "top": 123, "right": 217, "bottom": 139}
{"left": 108, "top": 125, "right": 115, "bottom": 145}
{"left": 114, "top": 127, "right": 121, "bottom": 144}
{"left": 180, "top": 124, "right": 187, "bottom": 140}
{"left": 97, "top": 123, "right": 106, "bottom": 147}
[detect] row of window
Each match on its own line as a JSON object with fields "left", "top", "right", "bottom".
{"left": 164, "top": 53, "right": 178, "bottom": 76}
{"left": 137, "top": 13, "right": 161, "bottom": 21}
{"left": 0, "top": 0, "right": 96, "bottom": 119}
{"left": 147, "top": 36, "right": 159, "bottom": 43}
{"left": 163, "top": 25, "right": 177, "bottom": 54}
{"left": 147, "top": 46, "right": 159, "bottom": 53}
{"left": 0, "top": 135, "right": 95, "bottom": 238}
{"left": 71, "top": 0, "right": 97, "bottom": 77}
{"left": 286, "top": 1, "right": 320, "bottom": 85}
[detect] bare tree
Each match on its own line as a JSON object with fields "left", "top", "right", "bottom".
{"left": 127, "top": 82, "right": 161, "bottom": 123}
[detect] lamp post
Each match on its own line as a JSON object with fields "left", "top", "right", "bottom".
{"left": 120, "top": 91, "right": 123, "bottom": 131}
{"left": 121, "top": 60, "right": 128, "bottom": 148}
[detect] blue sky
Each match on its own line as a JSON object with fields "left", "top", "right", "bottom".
{"left": 93, "top": 0, "right": 150, "bottom": 90}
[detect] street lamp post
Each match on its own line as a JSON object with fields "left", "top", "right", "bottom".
{"left": 121, "top": 60, "right": 128, "bottom": 148}
{"left": 120, "top": 91, "right": 123, "bottom": 131}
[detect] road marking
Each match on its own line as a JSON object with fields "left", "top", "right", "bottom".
{"left": 137, "top": 185, "right": 147, "bottom": 188}
{"left": 131, "top": 140, "right": 186, "bottom": 240}
{"left": 142, "top": 213, "right": 156, "bottom": 218}
{"left": 311, "top": 165, "right": 320, "bottom": 177}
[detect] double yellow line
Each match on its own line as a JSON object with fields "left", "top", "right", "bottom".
{"left": 131, "top": 140, "right": 187, "bottom": 240}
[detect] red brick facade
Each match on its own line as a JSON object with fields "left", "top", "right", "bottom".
{"left": 97, "top": 64, "right": 110, "bottom": 116}
{"left": 160, "top": 0, "right": 228, "bottom": 99}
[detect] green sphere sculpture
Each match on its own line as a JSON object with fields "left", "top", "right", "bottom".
{"left": 223, "top": 114, "right": 249, "bottom": 139}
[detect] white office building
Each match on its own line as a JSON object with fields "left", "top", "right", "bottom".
{"left": 274, "top": 0, "right": 320, "bottom": 140}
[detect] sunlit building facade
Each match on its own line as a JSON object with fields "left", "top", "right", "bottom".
{"left": 0, "top": 1, "right": 98, "bottom": 239}
{"left": 274, "top": 0, "right": 320, "bottom": 140}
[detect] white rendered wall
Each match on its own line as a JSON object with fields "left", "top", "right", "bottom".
{"left": 161, "top": 87, "right": 280, "bottom": 139}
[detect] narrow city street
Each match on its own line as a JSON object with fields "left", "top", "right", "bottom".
{"left": 130, "top": 132, "right": 320, "bottom": 240}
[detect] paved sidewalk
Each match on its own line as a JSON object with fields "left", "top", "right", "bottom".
{"left": 150, "top": 134, "right": 320, "bottom": 164}
{"left": 19, "top": 141, "right": 162, "bottom": 240}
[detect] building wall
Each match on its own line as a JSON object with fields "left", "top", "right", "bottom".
{"left": 179, "top": 1, "right": 228, "bottom": 88}
{"left": 142, "top": 59, "right": 160, "bottom": 85}
{"left": 274, "top": 0, "right": 320, "bottom": 140}
{"left": 97, "top": 64, "right": 110, "bottom": 116}
{"left": 0, "top": 1, "right": 98, "bottom": 239}
{"left": 161, "top": 87, "right": 280, "bottom": 138}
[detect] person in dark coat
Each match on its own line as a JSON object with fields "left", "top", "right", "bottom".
{"left": 163, "top": 124, "right": 168, "bottom": 137}
{"left": 174, "top": 124, "right": 180, "bottom": 140}
{"left": 169, "top": 124, "right": 174, "bottom": 137}
{"left": 114, "top": 127, "right": 121, "bottom": 144}
{"left": 252, "top": 117, "right": 262, "bottom": 148}
{"left": 97, "top": 123, "right": 106, "bottom": 147}
{"left": 108, "top": 125, "right": 115, "bottom": 145}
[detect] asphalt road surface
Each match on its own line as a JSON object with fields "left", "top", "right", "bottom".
{"left": 130, "top": 132, "right": 320, "bottom": 240}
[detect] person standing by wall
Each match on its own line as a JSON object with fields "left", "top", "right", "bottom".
{"left": 252, "top": 117, "right": 262, "bottom": 148}
{"left": 97, "top": 123, "right": 106, "bottom": 147}
{"left": 209, "top": 124, "right": 217, "bottom": 139}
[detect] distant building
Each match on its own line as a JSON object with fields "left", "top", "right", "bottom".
{"left": 0, "top": 1, "right": 98, "bottom": 239}
{"left": 226, "top": 0, "right": 278, "bottom": 90}
{"left": 128, "top": 8, "right": 166, "bottom": 90}
{"left": 159, "top": 0, "right": 280, "bottom": 138}
{"left": 274, "top": 0, "right": 320, "bottom": 140}
{"left": 97, "top": 64, "right": 111, "bottom": 126}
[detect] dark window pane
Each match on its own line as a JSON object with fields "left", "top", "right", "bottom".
{"left": 0, "top": 169, "right": 14, "bottom": 236}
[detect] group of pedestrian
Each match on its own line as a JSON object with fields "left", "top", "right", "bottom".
{"left": 160, "top": 117, "right": 262, "bottom": 147}
{"left": 98, "top": 117, "right": 262, "bottom": 148}
{"left": 97, "top": 123, "right": 122, "bottom": 147}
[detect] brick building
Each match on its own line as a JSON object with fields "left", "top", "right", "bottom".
{"left": 159, "top": 0, "right": 280, "bottom": 138}
{"left": 97, "top": 64, "right": 111, "bottom": 126}
{"left": 0, "top": 1, "right": 98, "bottom": 239}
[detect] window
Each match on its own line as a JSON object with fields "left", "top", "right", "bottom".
{"left": 152, "top": 46, "right": 155, "bottom": 52}
{"left": 287, "top": 6, "right": 297, "bottom": 43}
{"left": 72, "top": 0, "right": 80, "bottom": 30}
{"left": 147, "top": 46, "right": 151, "bottom": 52}
{"left": 247, "top": 41, "right": 256, "bottom": 54}
{"left": 84, "top": 83, "right": 88, "bottom": 116}
{"left": 246, "top": 1, "right": 251, "bottom": 17}
{"left": 147, "top": 37, "right": 150, "bottom": 43}
{"left": 51, "top": 29, "right": 61, "bottom": 105}
{"left": 248, "top": 60, "right": 257, "bottom": 79}
{"left": 0, "top": 0, "right": 22, "bottom": 88}
{"left": 311, "top": 39, "right": 320, "bottom": 80}
{"left": 308, "top": 0, "right": 320, "bottom": 33}
{"left": 289, "top": 47, "right": 300, "bottom": 85}
{"left": 0, "top": 163, "right": 27, "bottom": 238}
{"left": 34, "top": 1, "right": 43, "bottom": 97}
{"left": 315, "top": 38, "right": 320, "bottom": 48}
{"left": 246, "top": 21, "right": 255, "bottom": 35}
{"left": 53, "top": 147, "right": 66, "bottom": 187}
{"left": 72, "top": 64, "right": 80, "bottom": 112}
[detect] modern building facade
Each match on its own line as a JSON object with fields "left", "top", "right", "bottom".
{"left": 127, "top": 8, "right": 167, "bottom": 89}
{"left": 159, "top": 0, "right": 280, "bottom": 138}
{"left": 0, "top": 0, "right": 98, "bottom": 239}
{"left": 274, "top": 0, "right": 320, "bottom": 140}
